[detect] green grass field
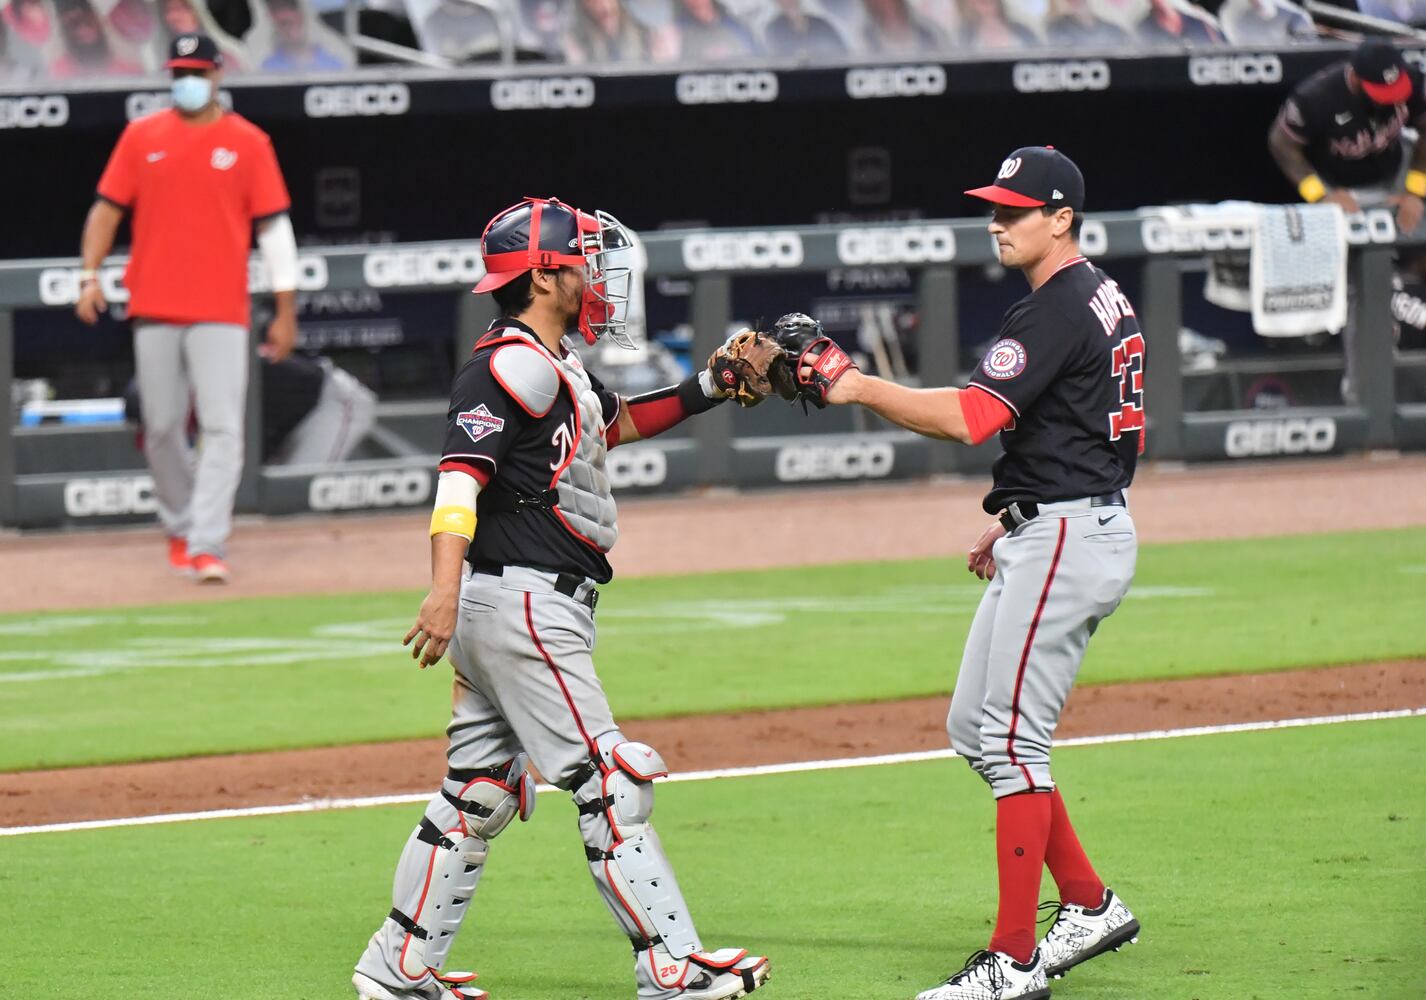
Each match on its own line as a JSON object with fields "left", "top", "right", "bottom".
{"left": 3, "top": 718, "right": 1422, "bottom": 999}
{"left": 2, "top": 528, "right": 1424, "bottom": 771}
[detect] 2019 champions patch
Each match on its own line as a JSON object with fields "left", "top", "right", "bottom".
{"left": 457, "top": 404, "right": 505, "bottom": 443}
{"left": 981, "top": 338, "right": 1028, "bottom": 380}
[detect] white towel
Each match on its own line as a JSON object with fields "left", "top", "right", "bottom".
{"left": 1250, "top": 203, "right": 1348, "bottom": 336}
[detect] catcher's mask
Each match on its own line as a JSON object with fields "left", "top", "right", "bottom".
{"left": 473, "top": 196, "right": 634, "bottom": 349}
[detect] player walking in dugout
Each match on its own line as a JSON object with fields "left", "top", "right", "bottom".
{"left": 352, "top": 197, "right": 771, "bottom": 1000}
{"left": 76, "top": 33, "right": 298, "bottom": 584}
{"left": 806, "top": 147, "right": 1144, "bottom": 1000}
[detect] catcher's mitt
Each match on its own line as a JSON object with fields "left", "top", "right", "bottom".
{"left": 707, "top": 329, "right": 795, "bottom": 407}
{"left": 769, "top": 312, "right": 857, "bottom": 409}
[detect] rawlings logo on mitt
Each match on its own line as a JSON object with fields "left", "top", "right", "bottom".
{"left": 707, "top": 329, "right": 796, "bottom": 407}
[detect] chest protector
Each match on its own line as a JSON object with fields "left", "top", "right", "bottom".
{"left": 480, "top": 328, "right": 619, "bottom": 553}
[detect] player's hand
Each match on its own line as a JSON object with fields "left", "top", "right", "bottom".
{"left": 968, "top": 519, "right": 1007, "bottom": 581}
{"left": 75, "top": 281, "right": 107, "bottom": 325}
{"left": 404, "top": 588, "right": 457, "bottom": 669}
{"left": 799, "top": 351, "right": 860, "bottom": 405}
{"left": 1324, "top": 188, "right": 1362, "bottom": 215}
{"left": 264, "top": 311, "right": 298, "bottom": 362}
{"left": 1391, "top": 193, "right": 1425, "bottom": 234}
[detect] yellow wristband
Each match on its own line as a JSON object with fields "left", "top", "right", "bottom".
{"left": 430, "top": 506, "right": 476, "bottom": 541}
{"left": 1298, "top": 175, "right": 1326, "bottom": 203}
{"left": 1406, "top": 170, "right": 1426, "bottom": 199}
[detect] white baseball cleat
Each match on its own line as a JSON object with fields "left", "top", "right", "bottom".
{"left": 636, "top": 947, "right": 771, "bottom": 999}
{"left": 1036, "top": 887, "right": 1140, "bottom": 979}
{"left": 352, "top": 970, "right": 487, "bottom": 1000}
{"left": 914, "top": 949, "right": 1049, "bottom": 1000}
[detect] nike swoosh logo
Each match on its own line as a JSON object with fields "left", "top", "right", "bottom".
{"left": 146, "top": 152, "right": 167, "bottom": 162}
{"left": 1335, "top": 112, "right": 1353, "bottom": 125}
{"left": 1097, "top": 514, "right": 1118, "bottom": 525}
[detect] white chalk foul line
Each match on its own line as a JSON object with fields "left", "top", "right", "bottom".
{"left": 2, "top": 707, "right": 1422, "bottom": 838}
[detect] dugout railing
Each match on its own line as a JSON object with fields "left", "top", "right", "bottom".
{"left": 2, "top": 208, "right": 1423, "bottom": 529}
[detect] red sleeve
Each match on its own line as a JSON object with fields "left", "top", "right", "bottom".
{"left": 247, "top": 133, "right": 291, "bottom": 220}
{"left": 96, "top": 124, "right": 138, "bottom": 208}
{"left": 961, "top": 385, "right": 1014, "bottom": 446}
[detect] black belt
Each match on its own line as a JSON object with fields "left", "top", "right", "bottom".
{"left": 998, "top": 491, "right": 1125, "bottom": 533}
{"left": 473, "top": 562, "right": 598, "bottom": 611}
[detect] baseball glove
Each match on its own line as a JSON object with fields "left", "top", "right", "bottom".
{"left": 769, "top": 312, "right": 857, "bottom": 410}
{"left": 707, "top": 329, "right": 796, "bottom": 407}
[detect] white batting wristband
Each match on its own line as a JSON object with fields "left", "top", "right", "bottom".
{"left": 257, "top": 214, "right": 299, "bottom": 293}
{"left": 430, "top": 469, "right": 481, "bottom": 540}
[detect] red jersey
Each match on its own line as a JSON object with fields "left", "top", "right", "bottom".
{"left": 96, "top": 109, "right": 290, "bottom": 327}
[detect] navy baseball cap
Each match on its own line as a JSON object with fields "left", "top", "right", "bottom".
{"left": 166, "top": 33, "right": 223, "bottom": 70}
{"left": 965, "top": 146, "right": 1085, "bottom": 213}
{"left": 1352, "top": 40, "right": 1412, "bottom": 105}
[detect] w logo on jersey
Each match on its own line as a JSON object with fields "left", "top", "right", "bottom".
{"left": 457, "top": 404, "right": 505, "bottom": 443}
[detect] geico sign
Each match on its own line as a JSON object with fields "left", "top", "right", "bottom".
{"left": 837, "top": 225, "right": 956, "bottom": 265}
{"left": 309, "top": 469, "right": 431, "bottom": 511}
{"left": 1188, "top": 53, "right": 1282, "bottom": 86}
{"left": 605, "top": 448, "right": 667, "bottom": 489}
{"left": 1345, "top": 208, "right": 1396, "bottom": 245}
{"left": 0, "top": 95, "right": 69, "bottom": 129}
{"left": 491, "top": 77, "right": 595, "bottom": 110}
{"left": 845, "top": 65, "right": 946, "bottom": 99}
{"left": 774, "top": 441, "right": 895, "bottom": 482}
{"left": 1012, "top": 60, "right": 1109, "bottom": 93}
{"left": 1140, "top": 218, "right": 1252, "bottom": 254}
{"left": 304, "top": 84, "right": 410, "bottom": 118}
{"left": 682, "top": 232, "right": 803, "bottom": 271}
{"left": 363, "top": 247, "right": 484, "bottom": 288}
{"left": 126, "top": 89, "right": 233, "bottom": 121}
{"left": 38, "top": 266, "right": 129, "bottom": 306}
{"left": 1224, "top": 417, "right": 1337, "bottom": 458}
{"left": 64, "top": 476, "right": 156, "bottom": 517}
{"left": 1079, "top": 219, "right": 1108, "bottom": 256}
{"left": 676, "top": 72, "right": 778, "bottom": 104}
{"left": 248, "top": 255, "right": 329, "bottom": 293}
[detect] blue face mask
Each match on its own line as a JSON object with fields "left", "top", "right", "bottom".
{"left": 171, "top": 75, "right": 213, "bottom": 113}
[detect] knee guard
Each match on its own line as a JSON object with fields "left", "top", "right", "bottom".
{"left": 389, "top": 755, "right": 535, "bottom": 981}
{"left": 574, "top": 732, "right": 703, "bottom": 960}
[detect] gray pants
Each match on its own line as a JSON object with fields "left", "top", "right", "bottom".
{"left": 356, "top": 566, "right": 644, "bottom": 993}
{"left": 273, "top": 361, "right": 377, "bottom": 466}
{"left": 948, "top": 501, "right": 1137, "bottom": 797}
{"left": 133, "top": 322, "right": 248, "bottom": 558}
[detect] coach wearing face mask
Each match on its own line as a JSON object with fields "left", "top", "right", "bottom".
{"left": 76, "top": 33, "right": 296, "bottom": 584}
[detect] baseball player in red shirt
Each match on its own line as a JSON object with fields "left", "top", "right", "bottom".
{"left": 76, "top": 33, "right": 296, "bottom": 583}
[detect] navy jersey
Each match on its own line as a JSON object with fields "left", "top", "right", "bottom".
{"left": 439, "top": 320, "right": 621, "bottom": 583}
{"left": 1278, "top": 62, "right": 1426, "bottom": 188}
{"left": 968, "top": 256, "right": 1144, "bottom": 514}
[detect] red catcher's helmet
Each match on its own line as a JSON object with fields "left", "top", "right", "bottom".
{"left": 474, "top": 196, "right": 635, "bottom": 348}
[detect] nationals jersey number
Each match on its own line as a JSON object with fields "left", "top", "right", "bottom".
{"left": 1109, "top": 332, "right": 1145, "bottom": 440}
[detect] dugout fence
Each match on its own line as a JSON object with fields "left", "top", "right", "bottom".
{"left": 2, "top": 208, "right": 1423, "bottom": 529}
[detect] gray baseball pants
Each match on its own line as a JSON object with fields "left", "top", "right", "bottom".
{"left": 948, "top": 500, "right": 1137, "bottom": 797}
{"left": 133, "top": 321, "right": 248, "bottom": 559}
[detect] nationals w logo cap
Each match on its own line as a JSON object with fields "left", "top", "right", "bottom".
{"left": 965, "top": 146, "right": 1085, "bottom": 212}
{"left": 1352, "top": 39, "right": 1413, "bottom": 106}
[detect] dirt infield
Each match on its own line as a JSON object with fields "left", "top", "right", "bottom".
{"left": 2, "top": 660, "right": 1422, "bottom": 828}
{"left": 2, "top": 454, "right": 1425, "bottom": 830}
{"left": 3, "top": 454, "right": 1425, "bottom": 614}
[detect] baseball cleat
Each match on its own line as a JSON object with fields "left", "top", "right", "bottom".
{"left": 1036, "top": 887, "right": 1140, "bottom": 979}
{"left": 914, "top": 949, "right": 1049, "bottom": 1000}
{"left": 636, "top": 947, "right": 771, "bottom": 999}
{"left": 167, "top": 536, "right": 193, "bottom": 576}
{"left": 191, "top": 554, "right": 231, "bottom": 584}
{"left": 352, "top": 971, "right": 487, "bottom": 1000}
